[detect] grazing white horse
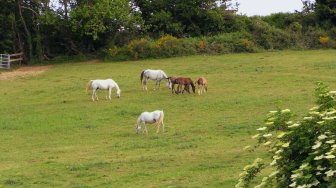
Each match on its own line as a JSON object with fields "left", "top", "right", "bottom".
{"left": 140, "top": 69, "right": 171, "bottom": 91}
{"left": 86, "top": 79, "right": 121, "bottom": 101}
{"left": 135, "top": 110, "right": 164, "bottom": 134}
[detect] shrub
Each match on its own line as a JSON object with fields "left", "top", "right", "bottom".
{"left": 198, "top": 40, "right": 207, "bottom": 53}
{"left": 233, "top": 39, "right": 257, "bottom": 53}
{"left": 250, "top": 18, "right": 291, "bottom": 50}
{"left": 154, "top": 35, "right": 180, "bottom": 57}
{"left": 319, "top": 36, "right": 330, "bottom": 46}
{"left": 178, "top": 38, "right": 198, "bottom": 55}
{"left": 107, "top": 46, "right": 119, "bottom": 57}
{"left": 237, "top": 83, "right": 336, "bottom": 187}
{"left": 127, "top": 38, "right": 153, "bottom": 59}
{"left": 302, "top": 27, "right": 328, "bottom": 49}
{"left": 206, "top": 32, "right": 255, "bottom": 53}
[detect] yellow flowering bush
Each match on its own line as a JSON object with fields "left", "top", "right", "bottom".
{"left": 319, "top": 36, "right": 330, "bottom": 45}
{"left": 154, "top": 35, "right": 180, "bottom": 57}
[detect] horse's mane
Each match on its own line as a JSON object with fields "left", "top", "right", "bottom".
{"left": 86, "top": 80, "right": 93, "bottom": 92}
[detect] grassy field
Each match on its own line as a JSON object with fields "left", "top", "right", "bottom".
{"left": 1, "top": 50, "right": 336, "bottom": 187}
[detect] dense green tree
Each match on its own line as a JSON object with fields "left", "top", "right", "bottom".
{"left": 0, "top": 0, "right": 16, "bottom": 54}
{"left": 70, "top": 0, "right": 144, "bottom": 50}
{"left": 315, "top": 0, "right": 336, "bottom": 25}
{"left": 134, "top": 0, "right": 235, "bottom": 37}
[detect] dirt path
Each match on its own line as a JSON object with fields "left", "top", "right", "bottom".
{"left": 0, "top": 66, "right": 51, "bottom": 80}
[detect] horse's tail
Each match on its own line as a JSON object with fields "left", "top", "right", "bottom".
{"left": 190, "top": 81, "right": 196, "bottom": 93}
{"left": 140, "top": 70, "right": 145, "bottom": 84}
{"left": 86, "top": 80, "right": 93, "bottom": 93}
{"left": 158, "top": 110, "right": 164, "bottom": 126}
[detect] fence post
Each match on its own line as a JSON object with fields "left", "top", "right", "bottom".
{"left": 8, "top": 54, "right": 10, "bottom": 69}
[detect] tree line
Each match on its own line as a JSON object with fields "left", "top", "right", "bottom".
{"left": 1, "top": 0, "right": 335, "bottom": 63}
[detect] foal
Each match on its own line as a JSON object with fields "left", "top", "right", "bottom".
{"left": 195, "top": 77, "right": 208, "bottom": 95}
{"left": 169, "top": 77, "right": 195, "bottom": 94}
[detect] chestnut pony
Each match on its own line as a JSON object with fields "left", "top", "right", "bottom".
{"left": 195, "top": 77, "right": 208, "bottom": 95}
{"left": 168, "top": 77, "right": 195, "bottom": 94}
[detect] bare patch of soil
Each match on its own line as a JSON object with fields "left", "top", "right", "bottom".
{"left": 0, "top": 66, "right": 51, "bottom": 80}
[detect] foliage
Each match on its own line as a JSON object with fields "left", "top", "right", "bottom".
{"left": 127, "top": 38, "right": 153, "bottom": 59}
{"left": 249, "top": 18, "right": 291, "bottom": 50}
{"left": 315, "top": 0, "right": 336, "bottom": 25}
{"left": 2, "top": 0, "right": 336, "bottom": 63}
{"left": 319, "top": 36, "right": 330, "bottom": 46}
{"left": 70, "top": 0, "right": 143, "bottom": 41}
{"left": 236, "top": 158, "right": 265, "bottom": 188}
{"left": 154, "top": 35, "right": 181, "bottom": 57}
{"left": 237, "top": 82, "right": 336, "bottom": 187}
{"left": 134, "top": 0, "right": 234, "bottom": 37}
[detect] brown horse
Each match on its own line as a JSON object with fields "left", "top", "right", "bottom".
{"left": 195, "top": 77, "right": 208, "bottom": 95}
{"left": 168, "top": 77, "right": 195, "bottom": 94}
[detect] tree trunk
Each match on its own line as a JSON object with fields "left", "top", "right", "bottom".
{"left": 62, "top": 0, "right": 68, "bottom": 20}
{"left": 18, "top": 0, "right": 32, "bottom": 63}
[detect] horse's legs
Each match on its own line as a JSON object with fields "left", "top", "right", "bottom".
{"left": 172, "top": 83, "right": 176, "bottom": 94}
{"left": 108, "top": 88, "right": 112, "bottom": 100}
{"left": 156, "top": 122, "right": 160, "bottom": 133}
{"left": 95, "top": 92, "right": 99, "bottom": 101}
{"left": 91, "top": 89, "right": 95, "bottom": 101}
{"left": 154, "top": 80, "right": 157, "bottom": 90}
{"left": 144, "top": 122, "right": 148, "bottom": 135}
{"left": 143, "top": 79, "right": 148, "bottom": 91}
{"left": 186, "top": 84, "right": 190, "bottom": 94}
{"left": 92, "top": 90, "right": 95, "bottom": 101}
{"left": 176, "top": 84, "right": 182, "bottom": 94}
{"left": 182, "top": 84, "right": 190, "bottom": 94}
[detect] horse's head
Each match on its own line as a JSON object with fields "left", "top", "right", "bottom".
{"left": 116, "top": 89, "right": 121, "bottom": 98}
{"left": 166, "top": 77, "right": 172, "bottom": 89}
{"left": 135, "top": 124, "right": 141, "bottom": 134}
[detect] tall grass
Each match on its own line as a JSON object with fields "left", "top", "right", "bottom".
{"left": 0, "top": 50, "right": 336, "bottom": 187}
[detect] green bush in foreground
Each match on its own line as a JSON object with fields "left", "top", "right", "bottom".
{"left": 237, "top": 83, "right": 336, "bottom": 188}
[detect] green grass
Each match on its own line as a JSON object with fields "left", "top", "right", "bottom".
{"left": 1, "top": 50, "right": 336, "bottom": 187}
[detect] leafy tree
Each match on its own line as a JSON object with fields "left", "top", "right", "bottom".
{"left": 237, "top": 83, "right": 336, "bottom": 187}
{"left": 0, "top": 0, "right": 16, "bottom": 53}
{"left": 315, "top": 0, "right": 336, "bottom": 25}
{"left": 134, "top": 0, "right": 235, "bottom": 37}
{"left": 70, "top": 0, "right": 144, "bottom": 50}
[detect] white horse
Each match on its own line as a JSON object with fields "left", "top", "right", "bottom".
{"left": 135, "top": 110, "right": 165, "bottom": 134}
{"left": 140, "top": 69, "right": 171, "bottom": 91}
{"left": 86, "top": 79, "right": 121, "bottom": 101}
